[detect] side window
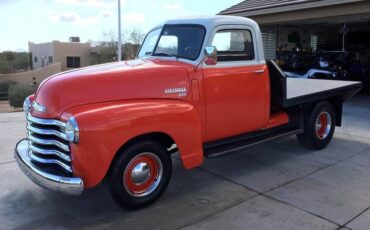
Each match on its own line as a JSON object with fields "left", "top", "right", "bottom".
{"left": 212, "top": 29, "right": 254, "bottom": 62}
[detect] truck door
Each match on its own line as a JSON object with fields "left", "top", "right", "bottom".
{"left": 203, "top": 26, "right": 269, "bottom": 141}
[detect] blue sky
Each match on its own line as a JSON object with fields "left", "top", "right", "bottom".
{"left": 0, "top": 0, "right": 241, "bottom": 52}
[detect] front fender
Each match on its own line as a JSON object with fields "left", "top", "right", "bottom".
{"left": 61, "top": 100, "right": 203, "bottom": 188}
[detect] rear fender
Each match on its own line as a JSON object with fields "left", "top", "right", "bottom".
{"left": 300, "top": 96, "right": 343, "bottom": 127}
{"left": 62, "top": 100, "right": 204, "bottom": 188}
{"left": 328, "top": 96, "right": 343, "bottom": 127}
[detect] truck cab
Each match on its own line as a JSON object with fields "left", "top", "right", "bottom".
{"left": 15, "top": 16, "right": 361, "bottom": 209}
{"left": 138, "top": 17, "right": 269, "bottom": 141}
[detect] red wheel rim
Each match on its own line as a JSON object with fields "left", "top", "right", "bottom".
{"left": 123, "top": 153, "right": 163, "bottom": 197}
{"left": 315, "top": 112, "right": 332, "bottom": 140}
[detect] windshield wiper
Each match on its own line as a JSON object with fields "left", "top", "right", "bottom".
{"left": 153, "top": 52, "right": 178, "bottom": 59}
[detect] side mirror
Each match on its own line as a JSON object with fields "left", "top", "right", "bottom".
{"left": 204, "top": 46, "right": 217, "bottom": 65}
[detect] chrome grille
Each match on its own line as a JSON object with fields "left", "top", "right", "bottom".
{"left": 27, "top": 114, "right": 72, "bottom": 175}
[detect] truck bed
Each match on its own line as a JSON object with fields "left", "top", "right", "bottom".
{"left": 267, "top": 60, "right": 362, "bottom": 108}
{"left": 284, "top": 78, "right": 362, "bottom": 107}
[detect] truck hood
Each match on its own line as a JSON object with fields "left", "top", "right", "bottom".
{"left": 33, "top": 59, "right": 192, "bottom": 118}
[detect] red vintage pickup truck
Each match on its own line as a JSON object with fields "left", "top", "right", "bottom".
{"left": 15, "top": 16, "right": 361, "bottom": 209}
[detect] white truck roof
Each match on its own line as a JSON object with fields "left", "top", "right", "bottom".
{"left": 162, "top": 15, "right": 260, "bottom": 32}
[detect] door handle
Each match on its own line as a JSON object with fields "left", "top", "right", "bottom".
{"left": 254, "top": 69, "right": 265, "bottom": 74}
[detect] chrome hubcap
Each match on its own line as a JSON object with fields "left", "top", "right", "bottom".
{"left": 315, "top": 111, "right": 332, "bottom": 140}
{"left": 123, "top": 152, "right": 163, "bottom": 198}
{"left": 131, "top": 162, "right": 150, "bottom": 184}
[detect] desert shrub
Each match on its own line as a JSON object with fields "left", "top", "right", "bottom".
{"left": 0, "top": 80, "right": 18, "bottom": 93}
{"left": 0, "top": 80, "right": 18, "bottom": 101}
{"left": 8, "top": 84, "right": 37, "bottom": 107}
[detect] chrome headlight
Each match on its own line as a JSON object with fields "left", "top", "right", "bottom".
{"left": 23, "top": 97, "right": 32, "bottom": 115}
{"left": 65, "top": 116, "right": 79, "bottom": 144}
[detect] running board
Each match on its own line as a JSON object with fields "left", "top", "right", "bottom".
{"left": 204, "top": 127, "right": 303, "bottom": 159}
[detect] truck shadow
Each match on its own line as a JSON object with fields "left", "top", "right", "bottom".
{"left": 200, "top": 134, "right": 370, "bottom": 193}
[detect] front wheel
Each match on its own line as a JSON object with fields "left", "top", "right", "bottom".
{"left": 297, "top": 101, "right": 336, "bottom": 150}
{"left": 108, "top": 140, "right": 172, "bottom": 209}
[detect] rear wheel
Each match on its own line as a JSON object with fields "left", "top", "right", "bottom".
{"left": 297, "top": 101, "right": 336, "bottom": 150}
{"left": 109, "top": 140, "right": 172, "bottom": 209}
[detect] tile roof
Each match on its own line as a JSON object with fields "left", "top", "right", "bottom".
{"left": 219, "top": 0, "right": 322, "bottom": 15}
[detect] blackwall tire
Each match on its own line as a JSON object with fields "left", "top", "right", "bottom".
{"left": 108, "top": 140, "right": 172, "bottom": 209}
{"left": 297, "top": 101, "right": 336, "bottom": 150}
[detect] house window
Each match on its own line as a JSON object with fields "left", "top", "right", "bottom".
{"left": 49, "top": 56, "right": 53, "bottom": 64}
{"left": 212, "top": 29, "right": 255, "bottom": 62}
{"left": 34, "top": 56, "right": 38, "bottom": 63}
{"left": 66, "top": 56, "right": 81, "bottom": 68}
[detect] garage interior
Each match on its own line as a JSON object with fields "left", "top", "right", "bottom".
{"left": 220, "top": 0, "right": 370, "bottom": 92}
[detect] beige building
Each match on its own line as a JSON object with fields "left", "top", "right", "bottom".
{"left": 29, "top": 40, "right": 91, "bottom": 71}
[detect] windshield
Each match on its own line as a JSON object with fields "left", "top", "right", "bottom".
{"left": 138, "top": 25, "right": 206, "bottom": 61}
{"left": 138, "top": 28, "right": 161, "bottom": 58}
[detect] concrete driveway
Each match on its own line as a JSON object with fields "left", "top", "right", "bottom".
{"left": 1, "top": 95, "right": 370, "bottom": 230}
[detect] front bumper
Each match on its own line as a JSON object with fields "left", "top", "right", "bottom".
{"left": 14, "top": 139, "right": 84, "bottom": 195}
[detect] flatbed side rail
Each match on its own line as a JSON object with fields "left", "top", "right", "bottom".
{"left": 283, "top": 81, "right": 362, "bottom": 108}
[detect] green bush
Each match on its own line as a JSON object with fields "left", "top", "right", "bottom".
{"left": 8, "top": 84, "right": 37, "bottom": 108}
{"left": 0, "top": 80, "right": 18, "bottom": 93}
